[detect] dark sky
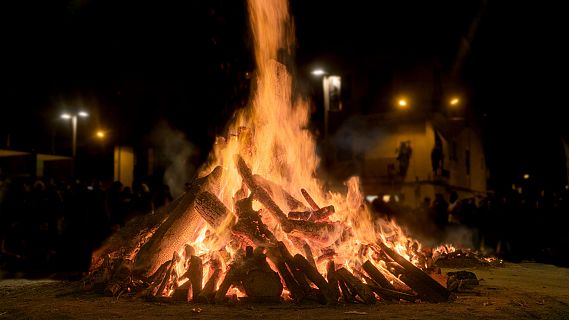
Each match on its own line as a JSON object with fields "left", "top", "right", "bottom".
{"left": 1, "top": 0, "right": 568, "bottom": 189}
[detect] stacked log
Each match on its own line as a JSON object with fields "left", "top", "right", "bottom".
{"left": 134, "top": 166, "right": 223, "bottom": 277}
{"left": 88, "top": 156, "right": 456, "bottom": 306}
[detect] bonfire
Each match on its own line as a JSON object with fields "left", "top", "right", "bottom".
{"left": 86, "top": 0, "right": 456, "bottom": 304}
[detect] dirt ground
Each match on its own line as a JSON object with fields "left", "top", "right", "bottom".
{"left": 1, "top": 262, "right": 569, "bottom": 320}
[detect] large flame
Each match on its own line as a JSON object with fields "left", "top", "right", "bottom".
{"left": 167, "top": 0, "right": 425, "bottom": 296}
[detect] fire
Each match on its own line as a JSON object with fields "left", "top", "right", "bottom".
{"left": 152, "top": 0, "right": 425, "bottom": 297}
{"left": 90, "top": 0, "right": 450, "bottom": 302}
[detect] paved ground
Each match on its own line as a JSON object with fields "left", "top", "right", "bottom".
{"left": 1, "top": 262, "right": 568, "bottom": 319}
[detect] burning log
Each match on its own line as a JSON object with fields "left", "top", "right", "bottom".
{"left": 172, "top": 282, "right": 191, "bottom": 302}
{"left": 302, "top": 242, "right": 317, "bottom": 268}
{"left": 103, "top": 258, "right": 134, "bottom": 297}
{"left": 156, "top": 252, "right": 180, "bottom": 296}
{"left": 316, "top": 248, "right": 336, "bottom": 264}
{"left": 285, "top": 220, "right": 344, "bottom": 247}
{"left": 236, "top": 156, "right": 343, "bottom": 246}
{"left": 232, "top": 196, "right": 277, "bottom": 246}
{"left": 277, "top": 242, "right": 312, "bottom": 294}
{"left": 187, "top": 256, "right": 203, "bottom": 300}
{"left": 357, "top": 271, "right": 417, "bottom": 302}
{"left": 195, "top": 191, "right": 232, "bottom": 228}
{"left": 378, "top": 242, "right": 451, "bottom": 303}
{"left": 266, "top": 246, "right": 305, "bottom": 302}
{"left": 386, "top": 261, "right": 407, "bottom": 277}
{"left": 235, "top": 155, "right": 288, "bottom": 224}
{"left": 197, "top": 267, "right": 222, "bottom": 303}
{"left": 134, "top": 166, "right": 223, "bottom": 277}
{"left": 338, "top": 279, "right": 355, "bottom": 303}
{"left": 301, "top": 188, "right": 320, "bottom": 210}
{"left": 288, "top": 205, "right": 335, "bottom": 222}
{"left": 326, "top": 260, "right": 341, "bottom": 301}
{"left": 335, "top": 268, "right": 375, "bottom": 304}
{"left": 214, "top": 264, "right": 242, "bottom": 304}
{"left": 254, "top": 175, "right": 308, "bottom": 211}
{"left": 361, "top": 260, "right": 396, "bottom": 291}
{"left": 293, "top": 254, "right": 337, "bottom": 304}
{"left": 241, "top": 259, "right": 283, "bottom": 299}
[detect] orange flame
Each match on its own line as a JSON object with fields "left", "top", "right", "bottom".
{"left": 166, "top": 0, "right": 428, "bottom": 297}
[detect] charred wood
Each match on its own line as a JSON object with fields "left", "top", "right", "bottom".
{"left": 301, "top": 188, "right": 320, "bottom": 210}
{"left": 284, "top": 220, "right": 343, "bottom": 246}
{"left": 335, "top": 268, "right": 375, "bottom": 304}
{"left": 195, "top": 191, "right": 231, "bottom": 228}
{"left": 356, "top": 271, "right": 417, "bottom": 302}
{"left": 316, "top": 248, "right": 337, "bottom": 264}
{"left": 214, "top": 264, "right": 242, "bottom": 304}
{"left": 293, "top": 254, "right": 336, "bottom": 304}
{"left": 188, "top": 255, "right": 203, "bottom": 300}
{"left": 197, "top": 267, "right": 222, "bottom": 303}
{"left": 235, "top": 155, "right": 288, "bottom": 224}
{"left": 172, "top": 282, "right": 190, "bottom": 302}
{"left": 232, "top": 196, "right": 277, "bottom": 246}
{"left": 277, "top": 242, "right": 312, "bottom": 294}
{"left": 254, "top": 175, "right": 308, "bottom": 211}
{"left": 134, "top": 166, "right": 222, "bottom": 276}
{"left": 386, "top": 261, "right": 407, "bottom": 277}
{"left": 266, "top": 246, "right": 305, "bottom": 302}
{"left": 240, "top": 247, "right": 283, "bottom": 299}
{"left": 378, "top": 242, "right": 451, "bottom": 303}
{"left": 288, "top": 206, "right": 335, "bottom": 222}
{"left": 326, "top": 260, "right": 341, "bottom": 302}
{"left": 362, "top": 260, "right": 396, "bottom": 291}
{"left": 338, "top": 279, "right": 354, "bottom": 303}
{"left": 156, "top": 252, "right": 180, "bottom": 296}
{"left": 367, "top": 282, "right": 417, "bottom": 302}
{"left": 302, "top": 243, "right": 317, "bottom": 268}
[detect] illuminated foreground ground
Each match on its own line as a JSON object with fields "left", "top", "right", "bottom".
{"left": 1, "top": 262, "right": 568, "bottom": 320}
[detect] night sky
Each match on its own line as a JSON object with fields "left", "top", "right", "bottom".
{"left": 2, "top": 0, "right": 568, "bottom": 191}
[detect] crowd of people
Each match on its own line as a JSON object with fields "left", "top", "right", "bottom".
{"left": 0, "top": 176, "right": 173, "bottom": 277}
{"left": 2, "top": 174, "right": 568, "bottom": 278}
{"left": 371, "top": 189, "right": 569, "bottom": 266}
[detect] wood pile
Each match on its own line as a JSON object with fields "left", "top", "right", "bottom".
{"left": 85, "top": 156, "right": 453, "bottom": 305}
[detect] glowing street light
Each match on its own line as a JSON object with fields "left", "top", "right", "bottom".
{"left": 397, "top": 98, "right": 409, "bottom": 110}
{"left": 449, "top": 97, "right": 460, "bottom": 106}
{"left": 311, "top": 69, "right": 326, "bottom": 76}
{"left": 61, "top": 111, "right": 89, "bottom": 158}
{"left": 523, "top": 173, "right": 530, "bottom": 180}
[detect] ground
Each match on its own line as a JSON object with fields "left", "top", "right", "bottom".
{"left": 1, "top": 262, "right": 569, "bottom": 320}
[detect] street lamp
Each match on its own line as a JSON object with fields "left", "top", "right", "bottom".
{"left": 311, "top": 69, "right": 342, "bottom": 141}
{"left": 449, "top": 97, "right": 460, "bottom": 106}
{"left": 396, "top": 97, "right": 410, "bottom": 110}
{"left": 61, "top": 111, "right": 88, "bottom": 158}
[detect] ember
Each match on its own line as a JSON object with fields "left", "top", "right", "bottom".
{"left": 86, "top": 0, "right": 460, "bottom": 305}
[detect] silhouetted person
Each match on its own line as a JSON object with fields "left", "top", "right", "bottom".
{"left": 431, "top": 134, "right": 444, "bottom": 176}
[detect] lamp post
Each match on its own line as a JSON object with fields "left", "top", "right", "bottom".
{"left": 61, "top": 111, "right": 88, "bottom": 158}
{"left": 312, "top": 69, "right": 342, "bottom": 168}
{"left": 311, "top": 69, "right": 342, "bottom": 142}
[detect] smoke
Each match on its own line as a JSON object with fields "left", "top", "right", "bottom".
{"left": 443, "top": 225, "right": 477, "bottom": 249}
{"left": 332, "top": 115, "right": 389, "bottom": 156}
{"left": 151, "top": 121, "right": 198, "bottom": 198}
